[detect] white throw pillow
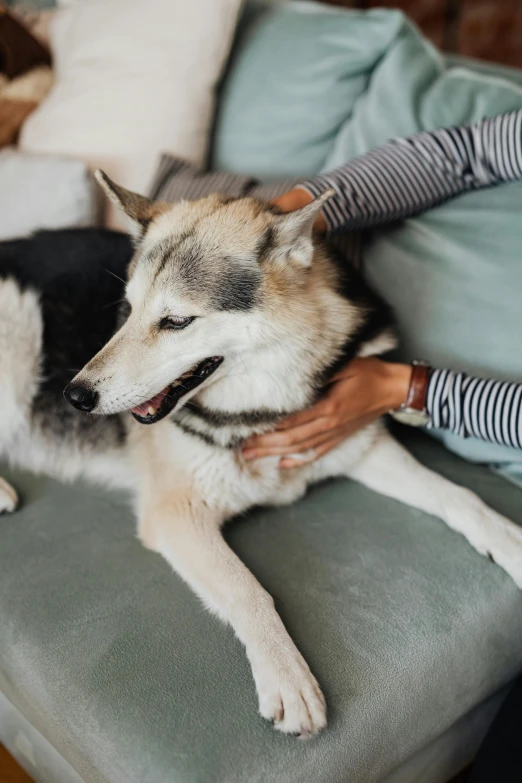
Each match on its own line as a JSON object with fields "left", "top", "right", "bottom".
{"left": 21, "top": 0, "right": 243, "bottom": 228}
{"left": 0, "top": 149, "right": 100, "bottom": 240}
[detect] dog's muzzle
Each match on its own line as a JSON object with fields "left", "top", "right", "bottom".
{"left": 63, "top": 356, "right": 223, "bottom": 423}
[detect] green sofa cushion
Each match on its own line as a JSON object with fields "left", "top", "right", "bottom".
{"left": 1, "top": 431, "right": 522, "bottom": 782}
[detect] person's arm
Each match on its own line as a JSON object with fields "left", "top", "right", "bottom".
{"left": 427, "top": 369, "right": 522, "bottom": 449}
{"left": 242, "top": 360, "right": 522, "bottom": 467}
{"left": 279, "top": 111, "right": 522, "bottom": 235}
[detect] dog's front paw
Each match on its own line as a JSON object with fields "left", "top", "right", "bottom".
{"left": 253, "top": 648, "right": 326, "bottom": 739}
{"left": 447, "top": 490, "right": 522, "bottom": 589}
{"left": 486, "top": 514, "right": 522, "bottom": 589}
{"left": 0, "top": 478, "right": 18, "bottom": 514}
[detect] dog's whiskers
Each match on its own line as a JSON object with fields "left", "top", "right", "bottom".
{"left": 102, "top": 297, "right": 127, "bottom": 310}
{"left": 105, "top": 269, "right": 126, "bottom": 285}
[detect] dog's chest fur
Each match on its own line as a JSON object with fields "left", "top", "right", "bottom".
{"left": 133, "top": 411, "right": 378, "bottom": 518}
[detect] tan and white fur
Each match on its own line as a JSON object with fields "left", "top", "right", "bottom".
{"left": 1, "top": 175, "right": 521, "bottom": 739}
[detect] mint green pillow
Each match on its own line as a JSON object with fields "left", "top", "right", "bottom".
{"left": 212, "top": 1, "right": 404, "bottom": 177}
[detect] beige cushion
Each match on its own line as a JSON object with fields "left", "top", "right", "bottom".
{"left": 20, "top": 0, "right": 243, "bottom": 228}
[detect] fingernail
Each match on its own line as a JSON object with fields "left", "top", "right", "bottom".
{"left": 286, "top": 450, "right": 315, "bottom": 463}
{"left": 243, "top": 449, "right": 256, "bottom": 460}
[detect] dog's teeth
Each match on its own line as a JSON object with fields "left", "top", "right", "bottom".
{"left": 147, "top": 406, "right": 156, "bottom": 416}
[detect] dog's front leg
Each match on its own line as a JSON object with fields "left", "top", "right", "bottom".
{"left": 345, "top": 430, "right": 522, "bottom": 588}
{"left": 138, "top": 491, "right": 326, "bottom": 737}
{"left": 0, "top": 477, "right": 19, "bottom": 513}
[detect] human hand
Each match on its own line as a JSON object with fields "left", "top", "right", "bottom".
{"left": 271, "top": 187, "right": 327, "bottom": 233}
{"left": 242, "top": 357, "right": 411, "bottom": 469}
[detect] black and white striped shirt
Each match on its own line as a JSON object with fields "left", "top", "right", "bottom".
{"left": 301, "top": 111, "right": 522, "bottom": 450}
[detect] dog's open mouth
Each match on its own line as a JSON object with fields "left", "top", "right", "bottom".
{"left": 130, "top": 356, "right": 223, "bottom": 425}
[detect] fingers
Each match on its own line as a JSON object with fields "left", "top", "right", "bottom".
{"left": 274, "top": 399, "right": 332, "bottom": 431}
{"left": 270, "top": 188, "right": 327, "bottom": 232}
{"left": 279, "top": 434, "right": 348, "bottom": 470}
{"left": 247, "top": 412, "right": 380, "bottom": 469}
{"left": 242, "top": 416, "right": 334, "bottom": 460}
{"left": 277, "top": 448, "right": 318, "bottom": 468}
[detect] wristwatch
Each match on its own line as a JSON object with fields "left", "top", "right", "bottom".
{"left": 389, "top": 360, "right": 431, "bottom": 427}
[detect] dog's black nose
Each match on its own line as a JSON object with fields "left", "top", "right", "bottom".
{"left": 63, "top": 383, "right": 99, "bottom": 412}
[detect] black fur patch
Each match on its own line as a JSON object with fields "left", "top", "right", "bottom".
{"left": 255, "top": 227, "right": 275, "bottom": 262}
{"left": 172, "top": 420, "right": 238, "bottom": 449}
{"left": 32, "top": 389, "right": 127, "bottom": 447}
{"left": 211, "top": 262, "right": 261, "bottom": 311}
{"left": 315, "top": 239, "right": 396, "bottom": 389}
{"left": 152, "top": 233, "right": 261, "bottom": 312}
{"left": 0, "top": 228, "right": 134, "bottom": 444}
{"left": 153, "top": 231, "right": 196, "bottom": 279}
{"left": 117, "top": 299, "right": 132, "bottom": 329}
{"left": 184, "top": 402, "right": 289, "bottom": 428}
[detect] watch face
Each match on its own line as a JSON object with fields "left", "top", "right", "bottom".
{"left": 390, "top": 408, "right": 430, "bottom": 427}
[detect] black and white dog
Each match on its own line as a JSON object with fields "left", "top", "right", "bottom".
{"left": 1, "top": 176, "right": 521, "bottom": 738}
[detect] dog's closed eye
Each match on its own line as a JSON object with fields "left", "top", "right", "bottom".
{"left": 159, "top": 316, "right": 196, "bottom": 331}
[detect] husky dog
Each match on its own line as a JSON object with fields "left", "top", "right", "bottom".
{"left": 1, "top": 173, "right": 522, "bottom": 738}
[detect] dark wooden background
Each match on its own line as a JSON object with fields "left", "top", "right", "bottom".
{"left": 322, "top": 0, "right": 522, "bottom": 68}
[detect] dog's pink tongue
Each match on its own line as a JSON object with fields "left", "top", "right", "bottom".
{"left": 131, "top": 387, "right": 169, "bottom": 417}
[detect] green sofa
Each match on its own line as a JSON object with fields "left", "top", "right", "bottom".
{"left": 2, "top": 3, "right": 522, "bottom": 782}
{"left": 2, "top": 432, "right": 522, "bottom": 783}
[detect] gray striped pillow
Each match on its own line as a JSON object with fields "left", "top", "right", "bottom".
{"left": 148, "top": 155, "right": 363, "bottom": 267}
{"left": 149, "top": 154, "right": 299, "bottom": 202}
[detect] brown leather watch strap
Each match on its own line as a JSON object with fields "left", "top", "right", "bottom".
{"left": 404, "top": 362, "right": 431, "bottom": 412}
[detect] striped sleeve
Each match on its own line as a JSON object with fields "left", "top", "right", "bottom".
{"left": 300, "top": 111, "right": 522, "bottom": 235}
{"left": 426, "top": 369, "right": 522, "bottom": 450}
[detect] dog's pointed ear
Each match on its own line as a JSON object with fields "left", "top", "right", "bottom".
{"left": 95, "top": 170, "right": 166, "bottom": 236}
{"left": 273, "top": 188, "right": 334, "bottom": 267}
